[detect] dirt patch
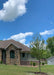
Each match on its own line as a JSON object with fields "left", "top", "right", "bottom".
{"left": 27, "top": 72, "right": 48, "bottom": 75}
{"left": 34, "top": 72, "right": 48, "bottom": 75}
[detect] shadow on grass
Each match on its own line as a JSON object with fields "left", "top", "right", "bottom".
{"left": 25, "top": 71, "right": 48, "bottom": 75}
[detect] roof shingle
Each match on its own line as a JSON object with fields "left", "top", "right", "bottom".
{"left": 0, "top": 40, "right": 30, "bottom": 52}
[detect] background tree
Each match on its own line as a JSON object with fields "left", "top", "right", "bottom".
{"left": 46, "top": 36, "right": 54, "bottom": 56}
{"left": 41, "top": 50, "right": 52, "bottom": 59}
{"left": 30, "top": 34, "right": 45, "bottom": 72}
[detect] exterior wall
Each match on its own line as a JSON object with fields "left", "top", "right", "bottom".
{"left": 21, "top": 53, "right": 37, "bottom": 61}
{"left": 0, "top": 50, "right": 2, "bottom": 61}
{"left": 20, "top": 53, "right": 39, "bottom": 65}
{"left": 20, "top": 53, "right": 46, "bottom": 65}
{"left": 20, "top": 60, "right": 39, "bottom": 65}
{"left": 6, "top": 44, "right": 21, "bottom": 65}
{"left": 0, "top": 48, "right": 45, "bottom": 65}
{"left": 47, "top": 58, "right": 54, "bottom": 65}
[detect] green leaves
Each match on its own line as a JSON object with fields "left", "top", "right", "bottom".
{"left": 30, "top": 34, "right": 45, "bottom": 60}
{"left": 47, "top": 36, "right": 54, "bottom": 55}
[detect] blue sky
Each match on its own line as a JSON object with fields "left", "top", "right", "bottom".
{"left": 0, "top": 0, "right": 54, "bottom": 46}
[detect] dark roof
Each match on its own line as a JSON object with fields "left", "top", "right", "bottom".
{"left": 0, "top": 40, "right": 30, "bottom": 52}
{"left": 47, "top": 56, "right": 54, "bottom": 60}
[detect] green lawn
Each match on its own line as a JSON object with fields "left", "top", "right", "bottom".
{"left": 0, "top": 64, "right": 53, "bottom": 75}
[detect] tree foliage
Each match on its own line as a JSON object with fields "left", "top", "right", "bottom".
{"left": 30, "top": 34, "right": 45, "bottom": 72}
{"left": 30, "top": 34, "right": 45, "bottom": 59}
{"left": 30, "top": 34, "right": 52, "bottom": 72}
{"left": 41, "top": 50, "right": 52, "bottom": 59}
{"left": 46, "top": 36, "right": 54, "bottom": 55}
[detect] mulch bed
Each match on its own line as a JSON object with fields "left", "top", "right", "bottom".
{"left": 27, "top": 72, "right": 48, "bottom": 75}
{"left": 34, "top": 72, "right": 48, "bottom": 75}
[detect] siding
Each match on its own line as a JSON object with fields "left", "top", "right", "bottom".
{"left": 21, "top": 53, "right": 37, "bottom": 61}
{"left": 47, "top": 57, "right": 54, "bottom": 65}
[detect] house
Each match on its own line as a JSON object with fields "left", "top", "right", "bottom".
{"left": 47, "top": 56, "right": 54, "bottom": 65}
{"left": 0, "top": 39, "right": 38, "bottom": 65}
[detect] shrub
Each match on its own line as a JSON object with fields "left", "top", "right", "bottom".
{"left": 42, "top": 62, "right": 45, "bottom": 65}
{"left": 33, "top": 62, "right": 36, "bottom": 66}
{"left": 30, "top": 61, "right": 33, "bottom": 65}
{"left": 0, "top": 61, "right": 3, "bottom": 64}
{"left": 14, "top": 64, "right": 17, "bottom": 65}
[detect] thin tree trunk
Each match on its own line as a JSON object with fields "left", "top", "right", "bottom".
{"left": 39, "top": 59, "right": 41, "bottom": 72}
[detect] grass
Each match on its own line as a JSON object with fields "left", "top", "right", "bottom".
{"left": 0, "top": 64, "right": 53, "bottom": 75}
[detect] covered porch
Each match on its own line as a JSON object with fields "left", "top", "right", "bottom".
{"left": 0, "top": 44, "right": 21, "bottom": 65}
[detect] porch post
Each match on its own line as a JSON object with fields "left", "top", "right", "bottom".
{"left": 18, "top": 50, "right": 21, "bottom": 65}
{"left": 15, "top": 50, "right": 21, "bottom": 65}
{"left": 0, "top": 50, "right": 2, "bottom": 61}
{"left": 6, "top": 50, "right": 10, "bottom": 64}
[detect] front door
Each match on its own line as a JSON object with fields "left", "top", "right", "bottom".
{"left": 2, "top": 50, "right": 6, "bottom": 64}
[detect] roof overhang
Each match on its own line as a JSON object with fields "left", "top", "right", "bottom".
{"left": 1, "top": 43, "right": 22, "bottom": 50}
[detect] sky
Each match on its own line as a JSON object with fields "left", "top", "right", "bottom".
{"left": 0, "top": 0, "right": 54, "bottom": 46}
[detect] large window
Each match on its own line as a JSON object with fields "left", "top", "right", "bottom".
{"left": 10, "top": 50, "right": 15, "bottom": 58}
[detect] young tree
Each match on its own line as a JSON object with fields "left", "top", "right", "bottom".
{"left": 30, "top": 34, "right": 45, "bottom": 72}
{"left": 46, "top": 36, "right": 54, "bottom": 55}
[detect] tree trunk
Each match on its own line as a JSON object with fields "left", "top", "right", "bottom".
{"left": 39, "top": 59, "right": 41, "bottom": 72}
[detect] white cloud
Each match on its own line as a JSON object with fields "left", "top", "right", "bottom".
{"left": 19, "top": 39, "right": 26, "bottom": 44}
{"left": 40, "top": 29, "right": 54, "bottom": 35}
{"left": 4, "top": 32, "right": 33, "bottom": 46}
{"left": 0, "top": 0, "right": 27, "bottom": 21}
{"left": 25, "top": 43, "right": 30, "bottom": 47}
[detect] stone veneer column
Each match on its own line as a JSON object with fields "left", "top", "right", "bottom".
{"left": 18, "top": 50, "right": 21, "bottom": 65}
{"left": 6, "top": 50, "right": 10, "bottom": 64}
{"left": 0, "top": 50, "right": 2, "bottom": 61}
{"left": 15, "top": 50, "right": 21, "bottom": 65}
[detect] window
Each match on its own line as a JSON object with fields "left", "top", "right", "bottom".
{"left": 22, "top": 53, "right": 25, "bottom": 58}
{"left": 10, "top": 50, "right": 15, "bottom": 58}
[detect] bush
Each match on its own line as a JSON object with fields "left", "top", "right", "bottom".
{"left": 14, "top": 64, "right": 17, "bottom": 65}
{"left": 0, "top": 61, "right": 3, "bottom": 64}
{"left": 30, "top": 61, "right": 33, "bottom": 65}
{"left": 42, "top": 62, "right": 45, "bottom": 65}
{"left": 33, "top": 62, "right": 36, "bottom": 66}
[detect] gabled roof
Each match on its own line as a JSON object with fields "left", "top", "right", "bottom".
{"left": 47, "top": 56, "right": 54, "bottom": 60}
{"left": 0, "top": 40, "right": 30, "bottom": 52}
